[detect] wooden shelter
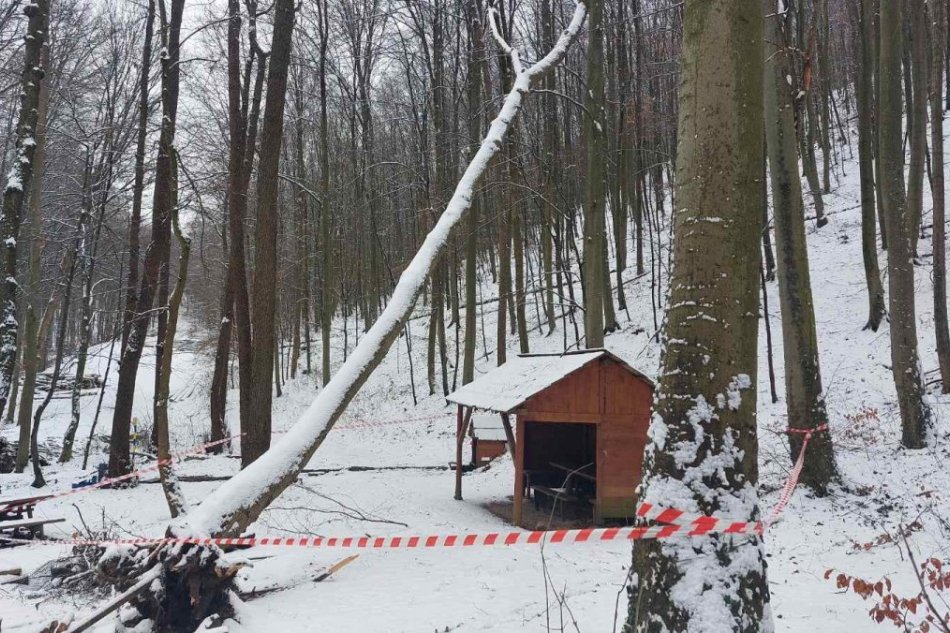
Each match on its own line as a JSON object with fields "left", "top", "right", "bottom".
{"left": 446, "top": 349, "right": 654, "bottom": 526}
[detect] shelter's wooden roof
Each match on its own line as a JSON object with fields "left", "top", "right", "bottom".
{"left": 445, "top": 349, "right": 654, "bottom": 414}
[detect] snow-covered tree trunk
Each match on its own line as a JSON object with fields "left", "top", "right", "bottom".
{"left": 155, "top": 152, "right": 189, "bottom": 518}
{"left": 763, "top": 6, "right": 837, "bottom": 494}
{"left": 14, "top": 40, "right": 51, "bottom": 473}
{"left": 174, "top": 0, "right": 587, "bottom": 540}
{"left": 0, "top": 0, "right": 51, "bottom": 420}
{"left": 626, "top": 1, "right": 772, "bottom": 630}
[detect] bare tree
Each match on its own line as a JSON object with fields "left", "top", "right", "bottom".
{"left": 0, "top": 0, "right": 51, "bottom": 419}
{"left": 879, "top": 0, "right": 930, "bottom": 449}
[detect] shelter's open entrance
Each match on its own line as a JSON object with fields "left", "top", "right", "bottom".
{"left": 445, "top": 350, "right": 655, "bottom": 528}
{"left": 522, "top": 421, "right": 597, "bottom": 521}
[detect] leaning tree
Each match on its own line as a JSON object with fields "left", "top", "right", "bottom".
{"left": 114, "top": 3, "right": 589, "bottom": 630}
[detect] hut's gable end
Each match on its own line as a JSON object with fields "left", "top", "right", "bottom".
{"left": 604, "top": 358, "right": 654, "bottom": 416}
{"left": 518, "top": 362, "right": 602, "bottom": 418}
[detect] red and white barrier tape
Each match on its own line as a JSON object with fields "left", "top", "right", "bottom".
{"left": 1, "top": 414, "right": 452, "bottom": 511}
{"left": 636, "top": 502, "right": 764, "bottom": 535}
{"left": 0, "top": 518, "right": 764, "bottom": 550}
{"left": 765, "top": 423, "right": 829, "bottom": 527}
{"left": 0, "top": 434, "right": 241, "bottom": 512}
{"left": 335, "top": 413, "right": 448, "bottom": 430}
{"left": 2, "top": 418, "right": 822, "bottom": 550}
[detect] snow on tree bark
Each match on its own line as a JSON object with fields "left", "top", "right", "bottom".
{"left": 172, "top": 0, "right": 588, "bottom": 540}
{"left": 0, "top": 0, "right": 51, "bottom": 420}
{"left": 626, "top": 2, "right": 772, "bottom": 631}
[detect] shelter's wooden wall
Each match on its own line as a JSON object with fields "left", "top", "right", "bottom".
{"left": 513, "top": 357, "right": 654, "bottom": 522}
{"left": 596, "top": 359, "right": 652, "bottom": 519}
{"left": 520, "top": 363, "right": 601, "bottom": 419}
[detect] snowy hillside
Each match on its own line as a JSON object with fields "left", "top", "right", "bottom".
{"left": 2, "top": 131, "right": 950, "bottom": 633}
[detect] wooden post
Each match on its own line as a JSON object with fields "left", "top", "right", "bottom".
{"left": 454, "top": 405, "right": 473, "bottom": 500}
{"left": 500, "top": 413, "right": 516, "bottom": 456}
{"left": 513, "top": 416, "right": 525, "bottom": 527}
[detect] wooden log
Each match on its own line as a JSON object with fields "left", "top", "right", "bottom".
{"left": 70, "top": 566, "right": 161, "bottom": 633}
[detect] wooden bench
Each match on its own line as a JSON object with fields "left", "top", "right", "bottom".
{"left": 0, "top": 517, "right": 66, "bottom": 546}
{"left": 0, "top": 494, "right": 53, "bottom": 522}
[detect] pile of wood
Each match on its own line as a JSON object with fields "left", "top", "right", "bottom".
{"left": 34, "top": 372, "right": 102, "bottom": 395}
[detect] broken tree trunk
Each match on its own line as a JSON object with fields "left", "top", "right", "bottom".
{"left": 174, "top": 0, "right": 586, "bottom": 541}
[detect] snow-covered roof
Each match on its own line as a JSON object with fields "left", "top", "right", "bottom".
{"left": 446, "top": 349, "right": 652, "bottom": 413}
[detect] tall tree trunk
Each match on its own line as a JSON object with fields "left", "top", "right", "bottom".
{"left": 931, "top": 0, "right": 950, "bottom": 392}
{"left": 228, "top": 5, "right": 267, "bottom": 451}
{"left": 14, "top": 42, "right": 50, "bottom": 473}
{"left": 318, "top": 0, "right": 333, "bottom": 387}
{"left": 122, "top": 0, "right": 155, "bottom": 358}
{"left": 879, "top": 0, "right": 930, "bottom": 449}
{"left": 109, "top": 0, "right": 185, "bottom": 477}
{"left": 856, "top": 0, "right": 886, "bottom": 332}
{"left": 627, "top": 2, "right": 771, "bottom": 630}
{"left": 462, "top": 0, "right": 484, "bottom": 385}
{"left": 582, "top": 0, "right": 606, "bottom": 348}
{"left": 155, "top": 157, "right": 189, "bottom": 518}
{"left": 905, "top": 3, "right": 928, "bottom": 258}
{"left": 764, "top": 6, "right": 836, "bottom": 494}
{"left": 0, "top": 0, "right": 50, "bottom": 419}
{"left": 245, "top": 0, "right": 296, "bottom": 467}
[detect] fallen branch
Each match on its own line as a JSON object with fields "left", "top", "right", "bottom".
{"left": 70, "top": 566, "right": 161, "bottom": 633}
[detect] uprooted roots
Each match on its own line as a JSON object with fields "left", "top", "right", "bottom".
{"left": 98, "top": 540, "right": 240, "bottom": 632}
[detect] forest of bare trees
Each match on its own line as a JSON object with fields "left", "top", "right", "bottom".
{"left": 1, "top": 0, "right": 949, "bottom": 630}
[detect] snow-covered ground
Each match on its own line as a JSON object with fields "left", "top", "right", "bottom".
{"left": 2, "top": 131, "right": 950, "bottom": 632}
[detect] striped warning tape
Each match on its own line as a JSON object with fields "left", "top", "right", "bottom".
{"left": 0, "top": 414, "right": 452, "bottom": 512}
{"left": 0, "top": 435, "right": 241, "bottom": 512}
{"left": 0, "top": 519, "right": 764, "bottom": 550}
{"left": 636, "top": 502, "right": 764, "bottom": 535}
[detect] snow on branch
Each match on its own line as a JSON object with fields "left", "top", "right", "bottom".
{"left": 176, "top": 0, "right": 588, "bottom": 539}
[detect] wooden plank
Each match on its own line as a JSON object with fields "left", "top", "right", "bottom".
{"left": 453, "top": 405, "right": 473, "bottom": 500}
{"left": 0, "top": 494, "right": 51, "bottom": 510}
{"left": 0, "top": 517, "right": 65, "bottom": 530}
{"left": 500, "top": 412, "right": 516, "bottom": 456}
{"left": 513, "top": 416, "right": 525, "bottom": 527}
{"left": 70, "top": 567, "right": 162, "bottom": 633}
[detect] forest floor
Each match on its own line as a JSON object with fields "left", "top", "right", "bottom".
{"left": 2, "top": 132, "right": 950, "bottom": 632}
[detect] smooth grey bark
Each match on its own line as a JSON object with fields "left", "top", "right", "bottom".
{"left": 879, "top": 0, "right": 930, "bottom": 448}
{"left": 931, "top": 0, "right": 950, "bottom": 391}
{"left": 627, "top": 2, "right": 770, "bottom": 630}
{"left": 582, "top": 0, "right": 606, "bottom": 348}
{"left": 856, "top": 0, "right": 886, "bottom": 331}
{"left": 763, "top": 7, "right": 836, "bottom": 494}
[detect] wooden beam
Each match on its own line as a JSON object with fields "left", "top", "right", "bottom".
{"left": 513, "top": 416, "right": 526, "bottom": 527}
{"left": 454, "top": 405, "right": 473, "bottom": 500}
{"left": 500, "top": 413, "right": 516, "bottom": 456}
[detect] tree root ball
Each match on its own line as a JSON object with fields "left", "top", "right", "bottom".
{"left": 106, "top": 541, "right": 239, "bottom": 632}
